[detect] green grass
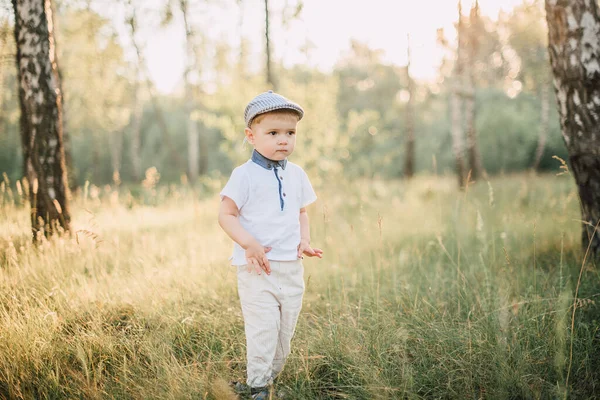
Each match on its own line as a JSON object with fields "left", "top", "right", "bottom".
{"left": 0, "top": 173, "right": 599, "bottom": 399}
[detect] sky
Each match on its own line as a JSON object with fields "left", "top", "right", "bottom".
{"left": 84, "top": 0, "right": 526, "bottom": 94}
{"left": 137, "top": 0, "right": 527, "bottom": 94}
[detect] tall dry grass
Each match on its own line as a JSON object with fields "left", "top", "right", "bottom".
{"left": 0, "top": 173, "right": 598, "bottom": 399}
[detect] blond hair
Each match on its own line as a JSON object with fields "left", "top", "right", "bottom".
{"left": 250, "top": 109, "right": 301, "bottom": 128}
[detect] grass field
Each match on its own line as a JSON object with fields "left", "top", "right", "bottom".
{"left": 0, "top": 173, "right": 599, "bottom": 399}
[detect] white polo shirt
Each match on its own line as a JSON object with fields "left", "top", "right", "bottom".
{"left": 220, "top": 157, "right": 317, "bottom": 266}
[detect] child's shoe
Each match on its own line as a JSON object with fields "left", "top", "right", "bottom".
{"left": 250, "top": 386, "right": 270, "bottom": 400}
{"left": 229, "top": 381, "right": 250, "bottom": 396}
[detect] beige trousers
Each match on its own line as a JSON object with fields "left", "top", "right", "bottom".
{"left": 237, "top": 260, "right": 305, "bottom": 388}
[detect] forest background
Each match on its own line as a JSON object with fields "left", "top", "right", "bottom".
{"left": 2, "top": 1, "right": 599, "bottom": 399}
{"left": 0, "top": 0, "right": 566, "bottom": 187}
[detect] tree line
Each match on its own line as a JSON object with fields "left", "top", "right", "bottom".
{"left": 2, "top": 0, "right": 600, "bottom": 257}
{"left": 2, "top": 1, "right": 567, "bottom": 186}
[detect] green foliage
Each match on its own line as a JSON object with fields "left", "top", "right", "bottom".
{"left": 503, "top": 0, "right": 551, "bottom": 91}
{"left": 57, "top": 6, "right": 133, "bottom": 183}
{"left": 334, "top": 41, "right": 405, "bottom": 129}
{"left": 0, "top": 1, "right": 567, "bottom": 186}
{"left": 477, "top": 89, "right": 567, "bottom": 173}
{"left": 466, "top": 12, "right": 510, "bottom": 87}
{"left": 0, "top": 18, "right": 21, "bottom": 182}
{"left": 280, "top": 68, "right": 343, "bottom": 180}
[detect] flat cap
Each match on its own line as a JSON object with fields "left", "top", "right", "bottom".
{"left": 244, "top": 90, "right": 304, "bottom": 127}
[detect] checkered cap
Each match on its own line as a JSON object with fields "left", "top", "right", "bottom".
{"left": 244, "top": 90, "right": 304, "bottom": 127}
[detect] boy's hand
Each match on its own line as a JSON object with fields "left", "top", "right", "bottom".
{"left": 297, "top": 238, "right": 323, "bottom": 259}
{"left": 244, "top": 242, "right": 272, "bottom": 275}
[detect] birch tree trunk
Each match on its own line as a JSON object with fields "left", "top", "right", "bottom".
{"left": 129, "top": 79, "right": 143, "bottom": 182}
{"left": 0, "top": 27, "right": 6, "bottom": 118}
{"left": 187, "top": 114, "right": 199, "bottom": 183}
{"left": 464, "top": 84, "right": 479, "bottom": 179}
{"left": 180, "top": 0, "right": 199, "bottom": 182}
{"left": 127, "top": 0, "right": 183, "bottom": 176}
{"left": 125, "top": 0, "right": 143, "bottom": 182}
{"left": 532, "top": 84, "right": 550, "bottom": 171}
{"left": 545, "top": 0, "right": 600, "bottom": 257}
{"left": 198, "top": 120, "right": 208, "bottom": 176}
{"left": 12, "top": 0, "right": 71, "bottom": 239}
{"left": 451, "top": 1, "right": 467, "bottom": 188}
{"left": 237, "top": 0, "right": 249, "bottom": 78}
{"left": 109, "top": 129, "right": 122, "bottom": 184}
{"left": 465, "top": 1, "right": 484, "bottom": 181}
{"left": 464, "top": 63, "right": 484, "bottom": 180}
{"left": 451, "top": 90, "right": 466, "bottom": 188}
{"left": 265, "top": 0, "right": 277, "bottom": 90}
{"left": 404, "top": 34, "right": 415, "bottom": 179}
{"left": 49, "top": 0, "right": 77, "bottom": 191}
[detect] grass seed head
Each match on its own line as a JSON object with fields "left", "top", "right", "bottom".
{"left": 53, "top": 199, "right": 63, "bottom": 214}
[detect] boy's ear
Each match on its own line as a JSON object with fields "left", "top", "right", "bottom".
{"left": 244, "top": 127, "right": 255, "bottom": 144}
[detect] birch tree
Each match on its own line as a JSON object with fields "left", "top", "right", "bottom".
{"left": 506, "top": 1, "right": 552, "bottom": 171}
{"left": 264, "top": 0, "right": 277, "bottom": 90}
{"left": 464, "top": 0, "right": 484, "bottom": 180}
{"left": 180, "top": 0, "right": 201, "bottom": 182}
{"left": 129, "top": 0, "right": 183, "bottom": 179}
{"left": 12, "top": 0, "right": 71, "bottom": 239}
{"left": 125, "top": 0, "right": 143, "bottom": 181}
{"left": 451, "top": 0, "right": 467, "bottom": 187}
{"left": 404, "top": 34, "right": 415, "bottom": 179}
{"left": 545, "top": 0, "right": 600, "bottom": 256}
{"left": 49, "top": 0, "right": 76, "bottom": 190}
{"left": 0, "top": 19, "right": 9, "bottom": 118}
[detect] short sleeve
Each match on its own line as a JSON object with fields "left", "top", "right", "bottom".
{"left": 220, "top": 166, "right": 249, "bottom": 210}
{"left": 300, "top": 169, "right": 317, "bottom": 208}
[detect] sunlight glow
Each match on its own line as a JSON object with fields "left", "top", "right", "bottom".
{"left": 104, "top": 0, "right": 528, "bottom": 93}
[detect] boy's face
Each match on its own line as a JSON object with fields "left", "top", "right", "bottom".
{"left": 245, "top": 113, "right": 298, "bottom": 161}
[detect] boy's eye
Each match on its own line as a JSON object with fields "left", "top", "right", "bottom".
{"left": 269, "top": 131, "right": 277, "bottom": 136}
{"left": 287, "top": 131, "right": 296, "bottom": 135}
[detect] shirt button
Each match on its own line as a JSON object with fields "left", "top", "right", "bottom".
{"left": 283, "top": 193, "right": 286, "bottom": 197}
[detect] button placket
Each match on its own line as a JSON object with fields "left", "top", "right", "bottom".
{"left": 274, "top": 167, "right": 285, "bottom": 211}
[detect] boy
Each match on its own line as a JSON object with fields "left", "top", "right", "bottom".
{"left": 218, "top": 91, "right": 323, "bottom": 399}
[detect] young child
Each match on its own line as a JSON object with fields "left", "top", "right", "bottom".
{"left": 219, "top": 91, "right": 323, "bottom": 399}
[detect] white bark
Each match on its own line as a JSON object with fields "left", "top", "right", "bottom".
{"left": 580, "top": 11, "right": 600, "bottom": 78}
{"left": 13, "top": 0, "right": 71, "bottom": 237}
{"left": 546, "top": 0, "right": 600, "bottom": 258}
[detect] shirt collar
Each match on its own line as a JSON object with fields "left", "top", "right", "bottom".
{"left": 251, "top": 149, "right": 287, "bottom": 170}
